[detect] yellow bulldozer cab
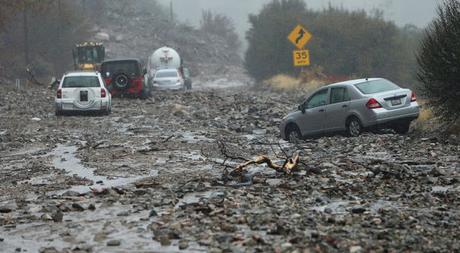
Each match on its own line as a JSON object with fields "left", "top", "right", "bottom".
{"left": 79, "top": 63, "right": 97, "bottom": 71}
{"left": 73, "top": 42, "right": 105, "bottom": 71}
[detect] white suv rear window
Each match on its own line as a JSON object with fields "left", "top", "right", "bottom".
{"left": 63, "top": 76, "right": 100, "bottom": 88}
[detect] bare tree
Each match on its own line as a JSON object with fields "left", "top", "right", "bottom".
{"left": 417, "top": 0, "right": 460, "bottom": 124}
{"left": 200, "top": 10, "right": 241, "bottom": 51}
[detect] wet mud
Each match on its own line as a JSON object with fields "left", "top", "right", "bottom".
{"left": 0, "top": 83, "right": 459, "bottom": 252}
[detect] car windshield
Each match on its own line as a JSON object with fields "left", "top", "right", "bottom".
{"left": 62, "top": 76, "right": 100, "bottom": 88}
{"left": 355, "top": 79, "right": 400, "bottom": 94}
{"left": 101, "top": 61, "right": 140, "bottom": 77}
{"left": 156, "top": 71, "right": 178, "bottom": 78}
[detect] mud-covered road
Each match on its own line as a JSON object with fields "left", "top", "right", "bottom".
{"left": 0, "top": 82, "right": 459, "bottom": 253}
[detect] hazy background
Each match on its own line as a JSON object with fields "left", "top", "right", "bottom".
{"left": 158, "top": 0, "right": 440, "bottom": 50}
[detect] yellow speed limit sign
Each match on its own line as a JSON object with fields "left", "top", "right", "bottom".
{"left": 293, "top": 49, "right": 310, "bottom": 67}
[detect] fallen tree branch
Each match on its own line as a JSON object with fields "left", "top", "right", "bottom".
{"left": 233, "top": 152, "right": 300, "bottom": 175}
{"left": 203, "top": 140, "right": 303, "bottom": 183}
{"left": 217, "top": 140, "right": 249, "bottom": 162}
{"left": 200, "top": 145, "right": 237, "bottom": 170}
{"left": 161, "top": 135, "right": 175, "bottom": 143}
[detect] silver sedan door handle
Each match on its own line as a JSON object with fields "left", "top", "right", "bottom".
{"left": 319, "top": 109, "right": 325, "bottom": 112}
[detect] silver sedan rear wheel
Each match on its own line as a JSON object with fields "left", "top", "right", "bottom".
{"left": 347, "top": 118, "right": 362, "bottom": 137}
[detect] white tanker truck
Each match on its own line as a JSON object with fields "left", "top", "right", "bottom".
{"left": 147, "top": 46, "right": 192, "bottom": 89}
{"left": 148, "top": 46, "right": 182, "bottom": 72}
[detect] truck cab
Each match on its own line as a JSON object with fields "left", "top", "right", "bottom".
{"left": 73, "top": 42, "right": 105, "bottom": 71}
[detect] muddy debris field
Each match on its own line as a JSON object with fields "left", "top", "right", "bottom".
{"left": 0, "top": 84, "right": 459, "bottom": 253}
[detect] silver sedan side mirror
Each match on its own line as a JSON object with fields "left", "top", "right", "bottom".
{"left": 298, "top": 105, "right": 306, "bottom": 114}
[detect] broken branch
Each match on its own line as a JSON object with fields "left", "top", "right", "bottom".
{"left": 234, "top": 152, "right": 300, "bottom": 175}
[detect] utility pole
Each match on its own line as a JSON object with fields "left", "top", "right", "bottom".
{"left": 57, "top": 0, "right": 62, "bottom": 43}
{"left": 81, "top": 0, "right": 86, "bottom": 12}
{"left": 56, "top": 0, "right": 62, "bottom": 43}
{"left": 55, "top": 0, "right": 62, "bottom": 75}
{"left": 23, "top": 0, "right": 30, "bottom": 67}
{"left": 170, "top": 0, "right": 174, "bottom": 23}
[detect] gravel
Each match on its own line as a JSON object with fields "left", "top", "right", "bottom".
{"left": 0, "top": 82, "right": 458, "bottom": 252}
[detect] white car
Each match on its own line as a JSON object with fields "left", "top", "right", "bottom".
{"left": 55, "top": 71, "right": 112, "bottom": 116}
{"left": 152, "top": 69, "right": 185, "bottom": 91}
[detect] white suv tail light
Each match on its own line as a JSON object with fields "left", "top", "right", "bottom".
{"left": 411, "top": 91, "right": 417, "bottom": 102}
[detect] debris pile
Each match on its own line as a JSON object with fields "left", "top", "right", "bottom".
{"left": 0, "top": 84, "right": 459, "bottom": 252}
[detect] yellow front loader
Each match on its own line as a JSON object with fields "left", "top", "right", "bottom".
{"left": 73, "top": 42, "right": 105, "bottom": 71}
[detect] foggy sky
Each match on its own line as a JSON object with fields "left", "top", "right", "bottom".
{"left": 157, "top": 0, "right": 440, "bottom": 50}
{"left": 158, "top": 0, "right": 439, "bottom": 28}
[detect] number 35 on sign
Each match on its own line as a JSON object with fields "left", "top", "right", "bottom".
{"left": 293, "top": 49, "right": 310, "bottom": 67}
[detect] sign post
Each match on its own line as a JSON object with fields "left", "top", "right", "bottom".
{"left": 15, "top": 79, "right": 21, "bottom": 90}
{"left": 288, "top": 24, "right": 313, "bottom": 71}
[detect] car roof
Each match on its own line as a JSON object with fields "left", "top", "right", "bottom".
{"left": 325, "top": 78, "right": 383, "bottom": 88}
{"left": 64, "top": 71, "right": 100, "bottom": 77}
{"left": 102, "top": 58, "right": 141, "bottom": 64}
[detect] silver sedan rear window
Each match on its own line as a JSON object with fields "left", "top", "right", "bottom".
{"left": 156, "top": 71, "right": 178, "bottom": 78}
{"left": 63, "top": 76, "right": 100, "bottom": 88}
{"left": 355, "top": 79, "right": 399, "bottom": 94}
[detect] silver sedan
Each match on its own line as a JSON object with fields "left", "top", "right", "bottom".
{"left": 151, "top": 69, "right": 185, "bottom": 91}
{"left": 280, "top": 78, "right": 420, "bottom": 141}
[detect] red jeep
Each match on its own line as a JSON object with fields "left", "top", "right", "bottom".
{"left": 101, "top": 59, "right": 151, "bottom": 98}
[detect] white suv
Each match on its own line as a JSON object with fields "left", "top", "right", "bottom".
{"left": 55, "top": 72, "right": 112, "bottom": 116}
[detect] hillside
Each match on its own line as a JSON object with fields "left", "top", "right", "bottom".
{"left": 90, "top": 0, "right": 243, "bottom": 78}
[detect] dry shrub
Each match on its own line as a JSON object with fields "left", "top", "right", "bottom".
{"left": 263, "top": 74, "right": 326, "bottom": 92}
{"left": 263, "top": 66, "right": 329, "bottom": 92}
{"left": 418, "top": 107, "right": 433, "bottom": 122}
{"left": 412, "top": 100, "right": 460, "bottom": 135}
{"left": 263, "top": 74, "right": 301, "bottom": 90}
{"left": 412, "top": 99, "right": 434, "bottom": 131}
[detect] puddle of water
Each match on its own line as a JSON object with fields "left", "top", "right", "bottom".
{"left": 242, "top": 134, "right": 258, "bottom": 141}
{"left": 312, "top": 199, "right": 403, "bottom": 215}
{"left": 174, "top": 150, "right": 205, "bottom": 161}
{"left": 356, "top": 151, "right": 393, "bottom": 162}
{"left": 369, "top": 200, "right": 400, "bottom": 214}
{"left": 175, "top": 190, "right": 224, "bottom": 209}
{"left": 311, "top": 201, "right": 351, "bottom": 214}
{"left": 180, "top": 132, "right": 214, "bottom": 144}
{"left": 194, "top": 78, "right": 246, "bottom": 90}
{"left": 1, "top": 203, "right": 206, "bottom": 253}
{"left": 51, "top": 145, "right": 146, "bottom": 194}
{"left": 431, "top": 186, "right": 452, "bottom": 194}
{"left": 2, "top": 145, "right": 50, "bottom": 159}
{"left": 412, "top": 164, "right": 436, "bottom": 172}
{"left": 246, "top": 165, "right": 278, "bottom": 176}
{"left": 18, "top": 175, "right": 54, "bottom": 186}
{"left": 0, "top": 233, "right": 68, "bottom": 253}
{"left": 114, "top": 122, "right": 135, "bottom": 135}
{"left": 252, "top": 129, "right": 267, "bottom": 135}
